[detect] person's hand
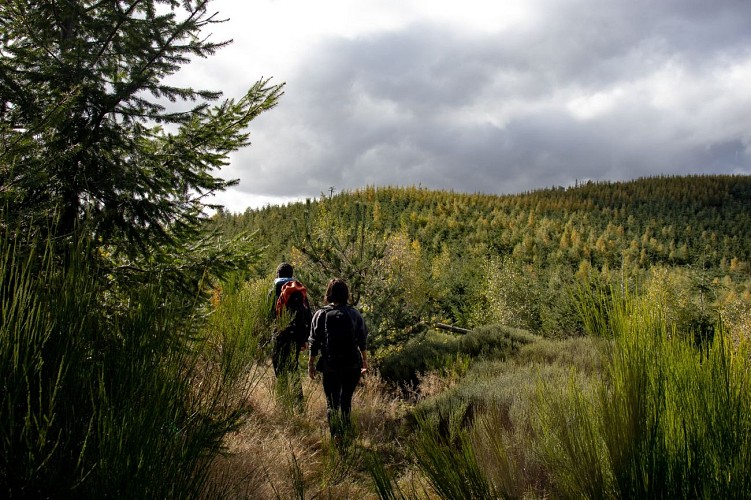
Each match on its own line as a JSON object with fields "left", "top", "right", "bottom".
{"left": 360, "top": 359, "right": 368, "bottom": 374}
{"left": 308, "top": 360, "right": 316, "bottom": 379}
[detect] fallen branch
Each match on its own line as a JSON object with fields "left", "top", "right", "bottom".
{"left": 434, "top": 323, "right": 471, "bottom": 335}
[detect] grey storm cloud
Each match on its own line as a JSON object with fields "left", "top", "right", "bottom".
{"left": 228, "top": 0, "right": 751, "bottom": 203}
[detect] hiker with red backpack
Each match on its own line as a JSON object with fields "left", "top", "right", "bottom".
{"left": 307, "top": 278, "right": 368, "bottom": 444}
{"left": 270, "top": 263, "right": 312, "bottom": 408}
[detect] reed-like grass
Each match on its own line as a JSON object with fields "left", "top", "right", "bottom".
{"left": 408, "top": 337, "right": 600, "bottom": 498}
{"left": 198, "top": 277, "right": 273, "bottom": 416}
{"left": 0, "top": 233, "right": 271, "bottom": 497}
{"left": 381, "top": 285, "right": 751, "bottom": 499}
{"left": 410, "top": 415, "right": 496, "bottom": 500}
{"left": 535, "top": 286, "right": 751, "bottom": 498}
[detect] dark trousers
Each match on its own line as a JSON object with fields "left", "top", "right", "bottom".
{"left": 322, "top": 368, "right": 361, "bottom": 437}
{"left": 272, "top": 339, "right": 303, "bottom": 408}
{"left": 272, "top": 338, "right": 300, "bottom": 374}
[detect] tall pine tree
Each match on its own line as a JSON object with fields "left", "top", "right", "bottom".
{"left": 0, "top": 0, "right": 282, "bottom": 259}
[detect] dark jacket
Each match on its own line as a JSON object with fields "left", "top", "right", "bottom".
{"left": 308, "top": 304, "right": 367, "bottom": 364}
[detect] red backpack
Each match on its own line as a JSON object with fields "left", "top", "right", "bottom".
{"left": 275, "top": 280, "right": 312, "bottom": 344}
{"left": 275, "top": 280, "right": 309, "bottom": 316}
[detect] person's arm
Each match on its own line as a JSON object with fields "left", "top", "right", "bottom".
{"left": 360, "top": 349, "right": 368, "bottom": 373}
{"left": 308, "top": 355, "right": 316, "bottom": 379}
{"left": 307, "top": 309, "right": 323, "bottom": 379}
{"left": 353, "top": 308, "right": 369, "bottom": 373}
{"left": 300, "top": 298, "right": 313, "bottom": 351}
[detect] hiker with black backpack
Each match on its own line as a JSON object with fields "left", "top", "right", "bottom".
{"left": 270, "top": 263, "right": 312, "bottom": 409}
{"left": 307, "top": 278, "right": 368, "bottom": 444}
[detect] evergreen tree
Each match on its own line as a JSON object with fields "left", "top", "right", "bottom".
{"left": 0, "top": 0, "right": 283, "bottom": 259}
{"left": 0, "top": 2, "right": 283, "bottom": 495}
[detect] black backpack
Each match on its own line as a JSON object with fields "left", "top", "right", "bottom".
{"left": 322, "top": 306, "right": 361, "bottom": 370}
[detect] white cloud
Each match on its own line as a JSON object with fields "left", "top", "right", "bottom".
{"left": 178, "top": 0, "right": 751, "bottom": 212}
{"left": 209, "top": 189, "right": 304, "bottom": 213}
{"left": 566, "top": 87, "right": 626, "bottom": 121}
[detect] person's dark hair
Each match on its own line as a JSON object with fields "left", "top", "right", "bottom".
{"left": 276, "top": 262, "right": 294, "bottom": 278}
{"left": 324, "top": 278, "right": 349, "bottom": 305}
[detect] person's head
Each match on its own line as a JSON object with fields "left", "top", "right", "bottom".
{"left": 276, "top": 262, "right": 294, "bottom": 278}
{"left": 324, "top": 278, "right": 349, "bottom": 305}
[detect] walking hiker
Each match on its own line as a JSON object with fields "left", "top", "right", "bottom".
{"left": 270, "top": 263, "right": 311, "bottom": 408}
{"left": 307, "top": 278, "right": 368, "bottom": 444}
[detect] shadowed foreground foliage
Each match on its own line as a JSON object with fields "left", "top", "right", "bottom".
{"left": 0, "top": 233, "right": 270, "bottom": 497}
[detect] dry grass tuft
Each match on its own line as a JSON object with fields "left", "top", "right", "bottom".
{"left": 203, "top": 364, "right": 413, "bottom": 499}
{"left": 353, "top": 371, "right": 408, "bottom": 447}
{"left": 413, "top": 369, "right": 461, "bottom": 401}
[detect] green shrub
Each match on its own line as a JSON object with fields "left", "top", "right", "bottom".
{"left": 412, "top": 339, "right": 600, "bottom": 442}
{"left": 404, "top": 333, "right": 632, "bottom": 498}
{"left": 516, "top": 335, "right": 606, "bottom": 375}
{"left": 457, "top": 324, "right": 536, "bottom": 357}
{"left": 378, "top": 325, "right": 535, "bottom": 386}
{"left": 377, "top": 331, "right": 461, "bottom": 386}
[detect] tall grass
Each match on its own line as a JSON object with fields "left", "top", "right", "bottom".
{"left": 410, "top": 414, "right": 496, "bottom": 500}
{"left": 536, "top": 286, "right": 751, "bottom": 498}
{"left": 199, "top": 277, "right": 273, "bottom": 415}
{"left": 0, "top": 233, "right": 269, "bottom": 497}
{"left": 377, "top": 285, "right": 751, "bottom": 499}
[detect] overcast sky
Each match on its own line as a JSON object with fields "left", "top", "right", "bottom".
{"left": 180, "top": 0, "right": 751, "bottom": 212}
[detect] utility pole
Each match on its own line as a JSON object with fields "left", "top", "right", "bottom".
{"left": 329, "top": 186, "right": 335, "bottom": 198}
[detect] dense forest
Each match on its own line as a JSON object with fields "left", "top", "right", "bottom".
{"left": 224, "top": 175, "right": 751, "bottom": 272}
{"left": 226, "top": 175, "right": 751, "bottom": 270}
{"left": 213, "top": 174, "right": 751, "bottom": 353}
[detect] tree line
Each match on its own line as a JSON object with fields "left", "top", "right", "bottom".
{"left": 213, "top": 175, "right": 751, "bottom": 347}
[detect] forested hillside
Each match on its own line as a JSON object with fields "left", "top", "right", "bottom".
{"left": 223, "top": 174, "right": 751, "bottom": 268}
{"left": 201, "top": 174, "right": 751, "bottom": 498}
{"left": 214, "top": 174, "right": 751, "bottom": 347}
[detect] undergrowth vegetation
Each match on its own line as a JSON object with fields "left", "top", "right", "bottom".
{"left": 0, "top": 234, "right": 265, "bottom": 497}
{"left": 378, "top": 325, "right": 536, "bottom": 386}
{"left": 6, "top": 227, "right": 749, "bottom": 498}
{"left": 534, "top": 289, "right": 751, "bottom": 498}
{"left": 367, "top": 288, "right": 751, "bottom": 499}
{"left": 190, "top": 275, "right": 750, "bottom": 499}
